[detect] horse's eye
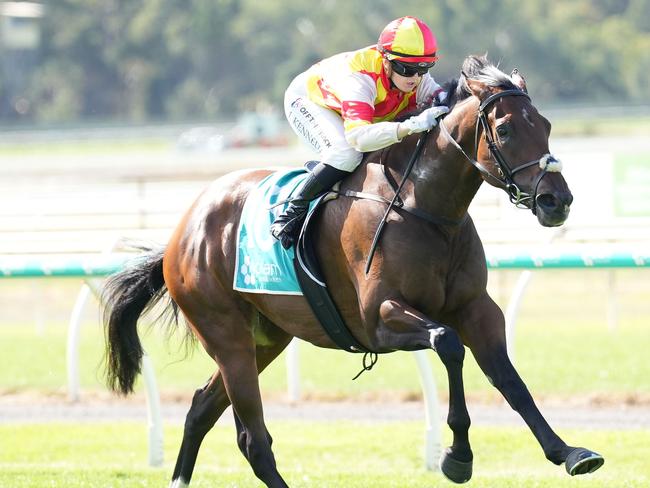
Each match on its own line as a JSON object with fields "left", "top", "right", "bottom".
{"left": 496, "top": 125, "right": 509, "bottom": 139}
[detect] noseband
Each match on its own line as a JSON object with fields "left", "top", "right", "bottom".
{"left": 441, "top": 89, "right": 563, "bottom": 214}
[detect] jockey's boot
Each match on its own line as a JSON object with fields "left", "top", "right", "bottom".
{"left": 270, "top": 162, "right": 347, "bottom": 249}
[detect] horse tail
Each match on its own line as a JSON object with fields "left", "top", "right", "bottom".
{"left": 102, "top": 245, "right": 175, "bottom": 395}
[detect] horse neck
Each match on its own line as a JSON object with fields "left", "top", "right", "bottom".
{"left": 408, "top": 98, "right": 484, "bottom": 223}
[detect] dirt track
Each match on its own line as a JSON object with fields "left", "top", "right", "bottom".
{"left": 1, "top": 396, "right": 649, "bottom": 430}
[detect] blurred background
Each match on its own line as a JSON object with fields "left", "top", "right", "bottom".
{"left": 1, "top": 1, "right": 649, "bottom": 486}
{"left": 1, "top": 0, "right": 649, "bottom": 443}
{"left": 2, "top": 0, "right": 650, "bottom": 124}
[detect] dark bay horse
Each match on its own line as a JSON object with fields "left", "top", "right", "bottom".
{"left": 103, "top": 55, "right": 604, "bottom": 487}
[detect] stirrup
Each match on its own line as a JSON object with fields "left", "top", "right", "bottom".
{"left": 270, "top": 167, "right": 333, "bottom": 248}
{"left": 271, "top": 223, "right": 298, "bottom": 249}
{"left": 271, "top": 212, "right": 305, "bottom": 249}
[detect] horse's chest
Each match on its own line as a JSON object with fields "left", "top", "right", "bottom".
{"left": 384, "top": 229, "right": 487, "bottom": 316}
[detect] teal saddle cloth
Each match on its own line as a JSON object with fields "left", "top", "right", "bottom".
{"left": 234, "top": 167, "right": 375, "bottom": 354}
{"left": 233, "top": 169, "right": 310, "bottom": 295}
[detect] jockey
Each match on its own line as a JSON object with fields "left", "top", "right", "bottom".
{"left": 270, "top": 16, "right": 449, "bottom": 249}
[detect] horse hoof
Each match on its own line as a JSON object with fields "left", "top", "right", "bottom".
{"left": 440, "top": 448, "right": 473, "bottom": 484}
{"left": 565, "top": 447, "right": 605, "bottom": 476}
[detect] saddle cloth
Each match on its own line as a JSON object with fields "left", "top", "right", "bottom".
{"left": 233, "top": 169, "right": 308, "bottom": 295}
{"left": 233, "top": 166, "right": 372, "bottom": 353}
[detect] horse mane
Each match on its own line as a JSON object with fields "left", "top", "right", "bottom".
{"left": 437, "top": 54, "right": 520, "bottom": 110}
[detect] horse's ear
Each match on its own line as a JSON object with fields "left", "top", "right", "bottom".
{"left": 511, "top": 68, "right": 528, "bottom": 93}
{"left": 465, "top": 77, "right": 490, "bottom": 100}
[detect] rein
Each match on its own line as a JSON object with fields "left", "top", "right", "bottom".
{"left": 361, "top": 130, "right": 430, "bottom": 275}
{"left": 339, "top": 124, "right": 464, "bottom": 275}
{"left": 440, "top": 89, "right": 562, "bottom": 213}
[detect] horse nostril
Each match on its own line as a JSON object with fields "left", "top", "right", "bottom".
{"left": 537, "top": 192, "right": 573, "bottom": 212}
{"left": 536, "top": 193, "right": 559, "bottom": 211}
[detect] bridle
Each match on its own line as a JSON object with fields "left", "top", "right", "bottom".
{"left": 440, "top": 89, "right": 562, "bottom": 214}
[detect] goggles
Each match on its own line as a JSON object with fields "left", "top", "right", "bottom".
{"left": 390, "top": 59, "right": 435, "bottom": 77}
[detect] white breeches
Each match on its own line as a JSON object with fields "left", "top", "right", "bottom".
{"left": 284, "top": 73, "right": 363, "bottom": 172}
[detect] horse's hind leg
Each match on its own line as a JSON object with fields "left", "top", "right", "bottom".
{"left": 230, "top": 330, "right": 292, "bottom": 485}
{"left": 170, "top": 316, "right": 292, "bottom": 488}
{"left": 216, "top": 333, "right": 290, "bottom": 488}
{"left": 170, "top": 371, "right": 228, "bottom": 488}
{"left": 458, "top": 292, "right": 604, "bottom": 476}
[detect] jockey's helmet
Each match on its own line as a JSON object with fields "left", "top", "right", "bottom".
{"left": 377, "top": 16, "right": 438, "bottom": 65}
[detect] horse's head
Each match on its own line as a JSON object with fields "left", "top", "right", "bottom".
{"left": 447, "top": 55, "right": 572, "bottom": 227}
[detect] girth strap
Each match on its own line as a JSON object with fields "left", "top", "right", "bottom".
{"left": 340, "top": 189, "right": 464, "bottom": 227}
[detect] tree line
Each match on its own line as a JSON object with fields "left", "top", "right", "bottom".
{"left": 1, "top": 0, "right": 648, "bottom": 124}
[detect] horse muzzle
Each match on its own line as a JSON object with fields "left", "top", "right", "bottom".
{"left": 535, "top": 190, "right": 573, "bottom": 226}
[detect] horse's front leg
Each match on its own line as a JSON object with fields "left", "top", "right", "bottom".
{"left": 458, "top": 292, "right": 604, "bottom": 476}
{"left": 377, "top": 299, "right": 473, "bottom": 483}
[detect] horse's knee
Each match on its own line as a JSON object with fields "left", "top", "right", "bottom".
{"left": 431, "top": 327, "right": 465, "bottom": 364}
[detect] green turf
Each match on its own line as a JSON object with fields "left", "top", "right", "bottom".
{"left": 1, "top": 422, "right": 648, "bottom": 487}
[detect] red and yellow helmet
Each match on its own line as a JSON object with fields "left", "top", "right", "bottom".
{"left": 377, "top": 16, "right": 438, "bottom": 64}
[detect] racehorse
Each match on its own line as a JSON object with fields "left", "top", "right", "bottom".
{"left": 102, "top": 55, "right": 604, "bottom": 487}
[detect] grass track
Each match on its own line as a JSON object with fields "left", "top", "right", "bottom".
{"left": 1, "top": 422, "right": 649, "bottom": 487}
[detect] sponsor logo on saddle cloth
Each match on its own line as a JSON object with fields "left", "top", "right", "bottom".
{"left": 234, "top": 169, "right": 310, "bottom": 295}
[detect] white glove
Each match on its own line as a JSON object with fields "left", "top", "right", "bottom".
{"left": 401, "top": 105, "right": 449, "bottom": 135}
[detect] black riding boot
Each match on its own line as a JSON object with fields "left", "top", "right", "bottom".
{"left": 270, "top": 162, "right": 348, "bottom": 249}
